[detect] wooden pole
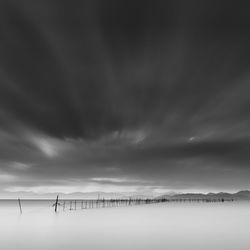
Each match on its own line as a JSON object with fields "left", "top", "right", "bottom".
{"left": 18, "top": 198, "right": 22, "bottom": 214}
{"left": 54, "top": 195, "right": 59, "bottom": 212}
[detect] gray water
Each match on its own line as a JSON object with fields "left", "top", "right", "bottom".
{"left": 0, "top": 200, "right": 250, "bottom": 250}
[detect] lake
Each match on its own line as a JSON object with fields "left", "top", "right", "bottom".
{"left": 0, "top": 200, "right": 250, "bottom": 250}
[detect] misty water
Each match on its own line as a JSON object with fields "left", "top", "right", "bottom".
{"left": 0, "top": 200, "right": 250, "bottom": 250}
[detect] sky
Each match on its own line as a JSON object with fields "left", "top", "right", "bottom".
{"left": 0, "top": 0, "right": 250, "bottom": 198}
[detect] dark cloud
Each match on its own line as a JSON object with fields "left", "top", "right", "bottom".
{"left": 0, "top": 0, "right": 249, "bottom": 138}
{"left": 0, "top": 0, "right": 250, "bottom": 195}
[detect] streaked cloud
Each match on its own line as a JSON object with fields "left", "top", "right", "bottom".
{"left": 10, "top": 161, "right": 31, "bottom": 170}
{"left": 0, "top": 1, "right": 250, "bottom": 196}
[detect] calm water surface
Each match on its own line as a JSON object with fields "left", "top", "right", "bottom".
{"left": 0, "top": 200, "right": 249, "bottom": 250}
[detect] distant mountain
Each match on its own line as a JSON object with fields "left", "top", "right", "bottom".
{"left": 235, "top": 190, "right": 250, "bottom": 198}
{"left": 157, "top": 190, "right": 250, "bottom": 201}
{"left": 2, "top": 190, "right": 250, "bottom": 200}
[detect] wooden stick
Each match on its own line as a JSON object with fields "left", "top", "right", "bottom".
{"left": 18, "top": 198, "right": 22, "bottom": 214}
{"left": 54, "top": 195, "right": 59, "bottom": 212}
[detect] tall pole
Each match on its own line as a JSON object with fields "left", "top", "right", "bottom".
{"left": 54, "top": 195, "right": 59, "bottom": 212}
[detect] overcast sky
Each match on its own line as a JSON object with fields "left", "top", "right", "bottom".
{"left": 0, "top": 0, "right": 250, "bottom": 198}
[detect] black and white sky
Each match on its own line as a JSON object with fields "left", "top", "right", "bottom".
{"left": 0, "top": 0, "right": 250, "bottom": 197}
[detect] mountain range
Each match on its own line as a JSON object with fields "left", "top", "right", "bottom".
{"left": 1, "top": 190, "right": 250, "bottom": 200}
{"left": 157, "top": 190, "right": 250, "bottom": 201}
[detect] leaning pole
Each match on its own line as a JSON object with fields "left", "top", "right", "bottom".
{"left": 54, "top": 195, "right": 59, "bottom": 212}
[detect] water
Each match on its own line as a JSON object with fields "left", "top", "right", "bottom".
{"left": 0, "top": 200, "right": 250, "bottom": 250}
